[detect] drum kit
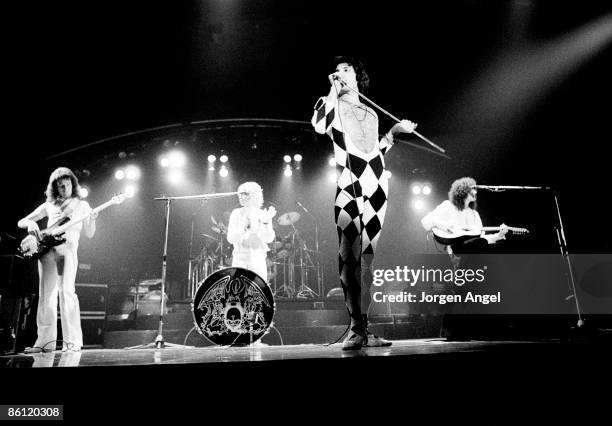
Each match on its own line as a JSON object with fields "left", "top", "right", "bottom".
{"left": 188, "top": 206, "right": 322, "bottom": 346}
{"left": 151, "top": 191, "right": 322, "bottom": 347}
{"left": 189, "top": 208, "right": 322, "bottom": 303}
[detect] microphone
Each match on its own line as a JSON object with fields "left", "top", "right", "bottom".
{"left": 296, "top": 200, "right": 309, "bottom": 213}
{"left": 330, "top": 73, "right": 346, "bottom": 85}
{"left": 473, "top": 185, "right": 497, "bottom": 190}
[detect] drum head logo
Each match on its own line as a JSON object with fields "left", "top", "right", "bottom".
{"left": 193, "top": 267, "right": 274, "bottom": 345}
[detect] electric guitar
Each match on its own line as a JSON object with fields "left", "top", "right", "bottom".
{"left": 432, "top": 225, "right": 529, "bottom": 245}
{"left": 19, "top": 193, "right": 129, "bottom": 259}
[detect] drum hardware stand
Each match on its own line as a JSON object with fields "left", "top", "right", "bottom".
{"left": 217, "top": 236, "right": 227, "bottom": 269}
{"left": 187, "top": 219, "right": 196, "bottom": 301}
{"left": 296, "top": 201, "right": 323, "bottom": 298}
{"left": 127, "top": 191, "right": 241, "bottom": 350}
{"left": 274, "top": 256, "right": 295, "bottom": 298}
{"left": 288, "top": 222, "right": 318, "bottom": 299}
{"left": 187, "top": 199, "right": 211, "bottom": 300}
{"left": 273, "top": 234, "right": 295, "bottom": 298}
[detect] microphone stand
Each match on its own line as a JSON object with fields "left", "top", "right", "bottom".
{"left": 476, "top": 185, "right": 583, "bottom": 328}
{"left": 126, "top": 191, "right": 240, "bottom": 350}
{"left": 475, "top": 185, "right": 549, "bottom": 192}
{"left": 552, "top": 192, "right": 584, "bottom": 328}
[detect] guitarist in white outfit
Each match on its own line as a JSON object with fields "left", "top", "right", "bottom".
{"left": 18, "top": 167, "right": 98, "bottom": 353}
{"left": 421, "top": 177, "right": 509, "bottom": 340}
{"left": 421, "top": 177, "right": 508, "bottom": 256}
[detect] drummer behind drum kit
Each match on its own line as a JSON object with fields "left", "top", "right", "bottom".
{"left": 187, "top": 204, "right": 323, "bottom": 346}
{"left": 188, "top": 209, "right": 322, "bottom": 302}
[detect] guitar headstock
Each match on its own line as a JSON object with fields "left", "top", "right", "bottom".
{"left": 512, "top": 227, "right": 530, "bottom": 235}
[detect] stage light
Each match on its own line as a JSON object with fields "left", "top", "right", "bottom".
{"left": 160, "top": 156, "right": 170, "bottom": 168}
{"left": 284, "top": 165, "right": 293, "bottom": 177}
{"left": 219, "top": 165, "right": 229, "bottom": 177}
{"left": 125, "top": 165, "right": 141, "bottom": 180}
{"left": 283, "top": 155, "right": 292, "bottom": 163}
{"left": 328, "top": 156, "right": 336, "bottom": 167}
{"left": 168, "top": 150, "right": 187, "bottom": 168}
{"left": 167, "top": 169, "right": 184, "bottom": 185}
{"left": 411, "top": 184, "right": 422, "bottom": 195}
{"left": 412, "top": 199, "right": 425, "bottom": 211}
{"left": 423, "top": 184, "right": 432, "bottom": 195}
{"left": 114, "top": 169, "right": 125, "bottom": 180}
{"left": 79, "top": 186, "right": 89, "bottom": 198}
{"left": 293, "top": 154, "right": 302, "bottom": 162}
{"left": 219, "top": 155, "right": 228, "bottom": 163}
{"left": 207, "top": 154, "right": 217, "bottom": 163}
{"left": 124, "top": 185, "right": 137, "bottom": 197}
{"left": 383, "top": 170, "right": 392, "bottom": 179}
{"left": 208, "top": 164, "right": 215, "bottom": 171}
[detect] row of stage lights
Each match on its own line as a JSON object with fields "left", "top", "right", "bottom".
{"left": 106, "top": 151, "right": 432, "bottom": 213}
{"left": 283, "top": 154, "right": 302, "bottom": 176}
{"left": 410, "top": 183, "right": 432, "bottom": 212}
{"left": 111, "top": 165, "right": 141, "bottom": 197}
{"left": 207, "top": 154, "right": 229, "bottom": 177}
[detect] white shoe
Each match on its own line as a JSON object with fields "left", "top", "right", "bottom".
{"left": 364, "top": 332, "right": 392, "bottom": 347}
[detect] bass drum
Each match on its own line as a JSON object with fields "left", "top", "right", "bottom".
{"left": 192, "top": 267, "right": 275, "bottom": 346}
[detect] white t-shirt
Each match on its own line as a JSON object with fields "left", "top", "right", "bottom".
{"left": 37, "top": 198, "right": 92, "bottom": 246}
{"left": 421, "top": 200, "right": 483, "bottom": 232}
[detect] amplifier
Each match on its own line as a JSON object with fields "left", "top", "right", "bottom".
{"left": 56, "top": 283, "right": 108, "bottom": 348}
{"left": 75, "top": 283, "right": 108, "bottom": 314}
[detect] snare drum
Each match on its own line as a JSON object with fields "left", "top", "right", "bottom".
{"left": 192, "top": 267, "right": 275, "bottom": 346}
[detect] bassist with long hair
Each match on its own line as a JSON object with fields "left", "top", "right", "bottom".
{"left": 17, "top": 167, "right": 98, "bottom": 353}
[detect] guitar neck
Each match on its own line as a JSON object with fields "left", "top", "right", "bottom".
{"left": 481, "top": 226, "right": 523, "bottom": 233}
{"left": 52, "top": 199, "right": 115, "bottom": 235}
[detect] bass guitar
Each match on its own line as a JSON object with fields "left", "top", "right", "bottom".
{"left": 19, "top": 193, "right": 129, "bottom": 259}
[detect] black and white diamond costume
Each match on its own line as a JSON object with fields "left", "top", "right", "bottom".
{"left": 312, "top": 94, "right": 393, "bottom": 334}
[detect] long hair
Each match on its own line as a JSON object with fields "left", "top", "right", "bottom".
{"left": 332, "top": 56, "right": 370, "bottom": 94}
{"left": 45, "top": 167, "right": 82, "bottom": 204}
{"left": 448, "top": 177, "right": 476, "bottom": 211}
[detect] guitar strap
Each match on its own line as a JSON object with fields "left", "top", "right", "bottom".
{"left": 59, "top": 197, "right": 78, "bottom": 216}
{"left": 45, "top": 198, "right": 79, "bottom": 232}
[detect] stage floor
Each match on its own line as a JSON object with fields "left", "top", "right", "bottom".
{"left": 3, "top": 337, "right": 611, "bottom": 417}
{"left": 0, "top": 338, "right": 574, "bottom": 368}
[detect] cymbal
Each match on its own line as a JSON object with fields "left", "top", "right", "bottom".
{"left": 276, "top": 249, "right": 290, "bottom": 259}
{"left": 277, "top": 211, "right": 300, "bottom": 226}
{"left": 211, "top": 223, "right": 227, "bottom": 234}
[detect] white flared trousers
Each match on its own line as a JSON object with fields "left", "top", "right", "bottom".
{"left": 34, "top": 242, "right": 83, "bottom": 350}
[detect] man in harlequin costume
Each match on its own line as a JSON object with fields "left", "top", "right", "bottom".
{"left": 312, "top": 56, "right": 417, "bottom": 350}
